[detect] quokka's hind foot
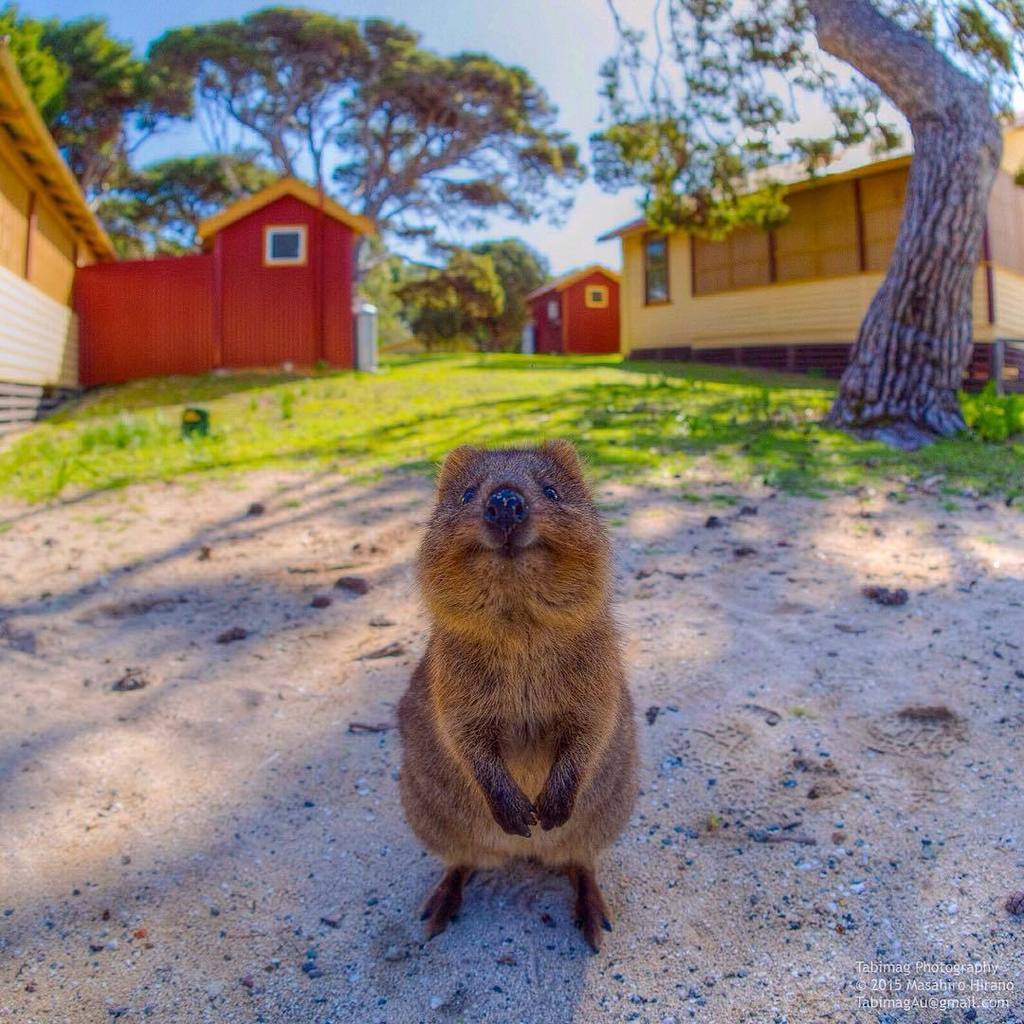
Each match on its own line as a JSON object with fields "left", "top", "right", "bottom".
{"left": 565, "top": 864, "right": 612, "bottom": 953}
{"left": 420, "top": 865, "right": 471, "bottom": 939}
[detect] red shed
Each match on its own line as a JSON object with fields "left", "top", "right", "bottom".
{"left": 76, "top": 178, "right": 372, "bottom": 385}
{"left": 525, "top": 265, "right": 620, "bottom": 355}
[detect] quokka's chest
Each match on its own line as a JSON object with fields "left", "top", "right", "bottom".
{"left": 499, "top": 732, "right": 558, "bottom": 800}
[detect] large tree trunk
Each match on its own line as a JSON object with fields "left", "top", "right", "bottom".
{"left": 807, "top": 0, "right": 1002, "bottom": 448}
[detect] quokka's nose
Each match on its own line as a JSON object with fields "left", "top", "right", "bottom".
{"left": 483, "top": 488, "right": 528, "bottom": 531}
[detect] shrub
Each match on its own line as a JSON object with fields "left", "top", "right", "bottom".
{"left": 961, "top": 384, "right": 1024, "bottom": 442}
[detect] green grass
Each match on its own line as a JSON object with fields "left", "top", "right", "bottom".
{"left": 1, "top": 353, "right": 1021, "bottom": 503}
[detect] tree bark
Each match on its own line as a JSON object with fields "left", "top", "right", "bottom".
{"left": 807, "top": 0, "right": 1002, "bottom": 448}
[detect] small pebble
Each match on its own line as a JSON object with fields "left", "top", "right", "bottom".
{"left": 358, "top": 641, "right": 405, "bottom": 661}
{"left": 216, "top": 626, "right": 248, "bottom": 644}
{"left": 335, "top": 576, "right": 370, "bottom": 596}
{"left": 111, "top": 667, "right": 150, "bottom": 692}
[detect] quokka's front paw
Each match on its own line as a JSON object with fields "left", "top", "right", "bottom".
{"left": 488, "top": 786, "right": 537, "bottom": 838}
{"left": 535, "top": 784, "right": 574, "bottom": 831}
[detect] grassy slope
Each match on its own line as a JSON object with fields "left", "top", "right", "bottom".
{"left": 1, "top": 354, "right": 1021, "bottom": 503}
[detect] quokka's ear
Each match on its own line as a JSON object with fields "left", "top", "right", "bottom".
{"left": 541, "top": 439, "right": 584, "bottom": 476}
{"left": 437, "top": 445, "right": 483, "bottom": 492}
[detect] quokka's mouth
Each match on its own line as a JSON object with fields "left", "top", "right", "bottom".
{"left": 480, "top": 521, "right": 537, "bottom": 555}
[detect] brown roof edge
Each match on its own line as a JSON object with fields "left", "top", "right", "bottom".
{"left": 596, "top": 217, "right": 648, "bottom": 242}
{"left": 197, "top": 177, "right": 375, "bottom": 243}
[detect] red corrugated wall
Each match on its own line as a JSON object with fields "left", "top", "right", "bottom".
{"left": 562, "top": 272, "right": 620, "bottom": 354}
{"left": 75, "top": 194, "right": 356, "bottom": 385}
{"left": 320, "top": 217, "right": 356, "bottom": 366}
{"left": 76, "top": 255, "right": 215, "bottom": 385}
{"left": 218, "top": 195, "right": 356, "bottom": 368}
{"left": 529, "top": 292, "right": 564, "bottom": 354}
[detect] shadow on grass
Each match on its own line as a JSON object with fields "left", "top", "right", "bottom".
{"left": 49, "top": 369, "right": 352, "bottom": 422}
{"left": 324, "top": 379, "right": 884, "bottom": 497}
{"left": 6, "top": 354, "right": 1021, "bottom": 508}
{"left": 435, "top": 351, "right": 838, "bottom": 392}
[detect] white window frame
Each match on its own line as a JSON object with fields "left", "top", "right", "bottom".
{"left": 263, "top": 224, "right": 308, "bottom": 266}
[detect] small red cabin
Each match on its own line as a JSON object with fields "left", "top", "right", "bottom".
{"left": 75, "top": 178, "right": 372, "bottom": 385}
{"left": 525, "top": 265, "right": 620, "bottom": 355}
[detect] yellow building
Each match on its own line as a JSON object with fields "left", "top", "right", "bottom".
{"left": 0, "top": 41, "right": 114, "bottom": 430}
{"left": 600, "top": 127, "right": 1024, "bottom": 387}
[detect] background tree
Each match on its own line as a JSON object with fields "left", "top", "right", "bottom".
{"left": 595, "top": 0, "right": 1020, "bottom": 446}
{"left": 40, "top": 16, "right": 186, "bottom": 197}
{"left": 396, "top": 247, "right": 504, "bottom": 351}
{"left": 358, "top": 241, "right": 415, "bottom": 350}
{"left": 0, "top": 4, "right": 66, "bottom": 121}
{"left": 148, "top": 8, "right": 363, "bottom": 188}
{"left": 96, "top": 153, "right": 277, "bottom": 257}
{"left": 469, "top": 239, "right": 549, "bottom": 351}
{"left": 150, "top": 11, "right": 584, "bottom": 256}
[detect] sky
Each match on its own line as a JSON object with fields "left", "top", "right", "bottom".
{"left": 22, "top": 0, "right": 651, "bottom": 273}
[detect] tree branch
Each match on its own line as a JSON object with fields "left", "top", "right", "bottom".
{"left": 806, "top": 0, "right": 992, "bottom": 127}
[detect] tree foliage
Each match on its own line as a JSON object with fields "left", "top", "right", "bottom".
{"left": 96, "top": 153, "right": 277, "bottom": 257}
{"left": 396, "top": 247, "right": 505, "bottom": 351}
{"left": 593, "top": 0, "right": 1024, "bottom": 235}
{"left": 40, "top": 16, "right": 185, "bottom": 196}
{"left": 358, "top": 241, "right": 415, "bottom": 350}
{"left": 148, "top": 8, "right": 363, "bottom": 188}
{"left": 149, "top": 10, "right": 584, "bottom": 244}
{"left": 0, "top": 4, "right": 66, "bottom": 121}
{"left": 469, "top": 239, "right": 549, "bottom": 351}
{"left": 1, "top": 7, "right": 185, "bottom": 197}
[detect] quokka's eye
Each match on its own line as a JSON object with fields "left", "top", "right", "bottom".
{"left": 543, "top": 485, "right": 560, "bottom": 501}
{"left": 462, "top": 486, "right": 477, "bottom": 504}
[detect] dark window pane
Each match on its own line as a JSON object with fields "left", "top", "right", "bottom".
{"left": 270, "top": 231, "right": 301, "bottom": 259}
{"left": 644, "top": 236, "right": 669, "bottom": 303}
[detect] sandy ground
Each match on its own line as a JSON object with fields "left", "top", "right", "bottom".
{"left": 1, "top": 464, "right": 1023, "bottom": 1024}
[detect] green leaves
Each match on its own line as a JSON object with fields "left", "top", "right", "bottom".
{"left": 1, "top": 6, "right": 186, "bottom": 197}
{"left": 148, "top": 12, "right": 584, "bottom": 244}
{"left": 12, "top": 8, "right": 582, "bottom": 253}
{"left": 396, "top": 248, "right": 505, "bottom": 350}
{"left": 96, "top": 153, "right": 278, "bottom": 257}
{"left": 386, "top": 238, "right": 547, "bottom": 351}
{"left": 594, "top": 0, "right": 1024, "bottom": 234}
{"left": 41, "top": 15, "right": 179, "bottom": 196}
{"left": 149, "top": 9, "right": 365, "bottom": 182}
{"left": 961, "top": 382, "right": 1024, "bottom": 441}
{"left": 0, "top": 4, "right": 67, "bottom": 121}
{"left": 469, "top": 238, "right": 550, "bottom": 350}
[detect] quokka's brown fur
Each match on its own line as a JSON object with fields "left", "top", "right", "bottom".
{"left": 397, "top": 440, "right": 638, "bottom": 952}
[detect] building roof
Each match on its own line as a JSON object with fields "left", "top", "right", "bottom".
{"left": 525, "top": 263, "right": 620, "bottom": 302}
{"left": 0, "top": 41, "right": 115, "bottom": 261}
{"left": 597, "top": 218, "right": 648, "bottom": 243}
{"left": 197, "top": 177, "right": 374, "bottom": 245}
